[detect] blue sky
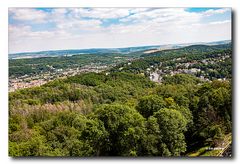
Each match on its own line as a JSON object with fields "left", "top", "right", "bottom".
{"left": 9, "top": 8, "right": 231, "bottom": 53}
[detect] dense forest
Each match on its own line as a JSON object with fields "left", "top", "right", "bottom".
{"left": 9, "top": 44, "right": 232, "bottom": 156}
{"left": 9, "top": 72, "right": 231, "bottom": 156}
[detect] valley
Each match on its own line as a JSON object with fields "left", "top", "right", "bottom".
{"left": 8, "top": 42, "right": 232, "bottom": 157}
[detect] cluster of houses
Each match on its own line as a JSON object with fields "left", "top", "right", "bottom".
{"left": 9, "top": 64, "right": 109, "bottom": 92}
{"left": 148, "top": 53, "right": 231, "bottom": 83}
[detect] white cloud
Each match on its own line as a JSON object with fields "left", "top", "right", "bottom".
{"left": 9, "top": 8, "right": 48, "bottom": 23}
{"left": 9, "top": 24, "right": 71, "bottom": 40}
{"left": 68, "top": 8, "right": 131, "bottom": 19}
{"left": 203, "top": 8, "right": 230, "bottom": 16}
{"left": 56, "top": 19, "right": 102, "bottom": 31}
{"left": 9, "top": 25, "right": 31, "bottom": 39}
{"left": 9, "top": 24, "right": 73, "bottom": 53}
{"left": 120, "top": 8, "right": 202, "bottom": 31}
{"left": 209, "top": 20, "right": 231, "bottom": 25}
{"left": 109, "top": 8, "right": 202, "bottom": 35}
{"left": 8, "top": 8, "right": 232, "bottom": 53}
{"left": 129, "top": 8, "right": 150, "bottom": 14}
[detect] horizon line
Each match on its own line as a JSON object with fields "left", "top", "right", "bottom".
{"left": 9, "top": 39, "right": 231, "bottom": 55}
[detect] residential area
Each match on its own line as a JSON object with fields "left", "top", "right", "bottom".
{"left": 148, "top": 52, "right": 231, "bottom": 83}
{"left": 9, "top": 64, "right": 110, "bottom": 92}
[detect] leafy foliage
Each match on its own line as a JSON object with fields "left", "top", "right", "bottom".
{"left": 152, "top": 108, "right": 188, "bottom": 156}
{"left": 9, "top": 45, "right": 232, "bottom": 156}
{"left": 136, "top": 95, "right": 166, "bottom": 118}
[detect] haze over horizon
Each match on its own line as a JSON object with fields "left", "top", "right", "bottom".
{"left": 9, "top": 39, "right": 231, "bottom": 55}
{"left": 9, "top": 8, "right": 231, "bottom": 54}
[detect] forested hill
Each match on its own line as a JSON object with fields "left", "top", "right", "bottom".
{"left": 9, "top": 43, "right": 232, "bottom": 157}
{"left": 9, "top": 73, "right": 231, "bottom": 156}
{"left": 9, "top": 45, "right": 162, "bottom": 59}
{"left": 112, "top": 43, "right": 232, "bottom": 81}
{"left": 141, "top": 43, "right": 231, "bottom": 57}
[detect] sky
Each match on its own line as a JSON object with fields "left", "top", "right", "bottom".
{"left": 8, "top": 8, "right": 231, "bottom": 53}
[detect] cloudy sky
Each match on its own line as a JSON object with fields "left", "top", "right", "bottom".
{"left": 9, "top": 8, "right": 231, "bottom": 53}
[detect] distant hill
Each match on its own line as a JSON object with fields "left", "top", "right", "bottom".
{"left": 9, "top": 40, "right": 231, "bottom": 59}
{"left": 141, "top": 43, "right": 232, "bottom": 57}
{"left": 9, "top": 45, "right": 163, "bottom": 59}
